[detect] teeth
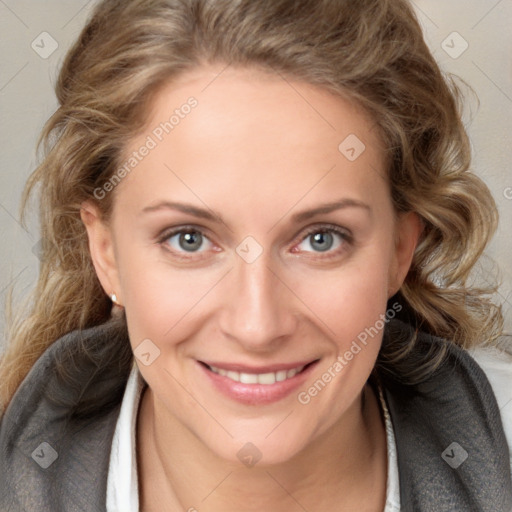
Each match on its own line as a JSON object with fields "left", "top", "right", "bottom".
{"left": 209, "top": 364, "right": 306, "bottom": 384}
{"left": 258, "top": 372, "right": 276, "bottom": 385}
{"left": 240, "top": 373, "right": 258, "bottom": 384}
{"left": 275, "top": 370, "right": 288, "bottom": 382}
{"left": 287, "top": 368, "right": 298, "bottom": 378}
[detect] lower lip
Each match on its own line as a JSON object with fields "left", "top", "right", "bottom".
{"left": 197, "top": 360, "right": 319, "bottom": 405}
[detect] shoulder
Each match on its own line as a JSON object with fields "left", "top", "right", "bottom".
{"left": 468, "top": 337, "right": 512, "bottom": 471}
{"left": 380, "top": 319, "right": 511, "bottom": 428}
{"left": 379, "top": 319, "right": 512, "bottom": 510}
{"left": 0, "top": 315, "right": 133, "bottom": 511}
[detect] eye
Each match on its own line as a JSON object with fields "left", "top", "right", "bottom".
{"left": 158, "top": 226, "right": 214, "bottom": 255}
{"left": 293, "top": 224, "right": 352, "bottom": 256}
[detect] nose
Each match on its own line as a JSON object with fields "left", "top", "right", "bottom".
{"left": 218, "top": 249, "right": 298, "bottom": 352}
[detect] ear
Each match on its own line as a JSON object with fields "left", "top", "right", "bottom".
{"left": 388, "top": 211, "right": 423, "bottom": 297}
{"left": 80, "top": 201, "right": 123, "bottom": 305}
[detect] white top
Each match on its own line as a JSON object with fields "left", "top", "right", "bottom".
{"left": 106, "top": 346, "right": 512, "bottom": 512}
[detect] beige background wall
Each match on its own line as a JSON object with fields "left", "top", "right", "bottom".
{"left": 1, "top": 0, "right": 511, "bottom": 349}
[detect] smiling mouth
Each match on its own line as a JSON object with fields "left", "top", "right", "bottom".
{"left": 199, "top": 360, "right": 318, "bottom": 385}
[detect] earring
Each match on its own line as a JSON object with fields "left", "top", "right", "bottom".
{"left": 111, "top": 293, "right": 121, "bottom": 306}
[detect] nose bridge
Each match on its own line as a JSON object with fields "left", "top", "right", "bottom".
{"left": 219, "top": 248, "right": 295, "bottom": 348}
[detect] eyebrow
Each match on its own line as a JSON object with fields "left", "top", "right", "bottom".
{"left": 290, "top": 198, "right": 371, "bottom": 223}
{"left": 140, "top": 198, "right": 372, "bottom": 225}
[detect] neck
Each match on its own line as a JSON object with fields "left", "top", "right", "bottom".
{"left": 137, "top": 382, "right": 387, "bottom": 512}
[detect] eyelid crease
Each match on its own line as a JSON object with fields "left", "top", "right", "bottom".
{"left": 299, "top": 222, "right": 353, "bottom": 241}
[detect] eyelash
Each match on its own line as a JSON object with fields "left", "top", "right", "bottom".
{"left": 298, "top": 224, "right": 353, "bottom": 259}
{"left": 156, "top": 223, "right": 353, "bottom": 261}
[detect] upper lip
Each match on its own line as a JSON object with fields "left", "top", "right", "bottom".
{"left": 199, "top": 359, "right": 319, "bottom": 374}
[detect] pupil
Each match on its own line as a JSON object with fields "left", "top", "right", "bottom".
{"left": 311, "top": 232, "right": 332, "bottom": 252}
{"left": 180, "top": 231, "right": 202, "bottom": 251}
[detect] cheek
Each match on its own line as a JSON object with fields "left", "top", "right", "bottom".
{"left": 118, "top": 259, "right": 220, "bottom": 408}
{"left": 290, "top": 243, "right": 392, "bottom": 380}
{"left": 290, "top": 250, "right": 392, "bottom": 345}
{"left": 120, "top": 259, "right": 216, "bottom": 350}
{"left": 112, "top": 233, "right": 199, "bottom": 345}
{"left": 290, "top": 256, "right": 391, "bottom": 429}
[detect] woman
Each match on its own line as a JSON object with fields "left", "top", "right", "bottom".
{"left": 1, "top": 0, "right": 511, "bottom": 510}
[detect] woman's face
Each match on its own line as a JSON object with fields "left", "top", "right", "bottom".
{"left": 83, "top": 65, "right": 420, "bottom": 465}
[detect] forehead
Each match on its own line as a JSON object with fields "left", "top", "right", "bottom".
{"left": 114, "top": 65, "right": 388, "bottom": 217}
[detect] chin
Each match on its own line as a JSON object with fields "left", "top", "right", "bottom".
{"left": 200, "top": 421, "right": 316, "bottom": 468}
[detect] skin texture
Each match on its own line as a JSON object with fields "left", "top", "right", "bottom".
{"left": 81, "top": 65, "right": 422, "bottom": 511}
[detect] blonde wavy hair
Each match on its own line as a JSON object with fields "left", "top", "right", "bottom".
{"left": 0, "top": 0, "right": 503, "bottom": 410}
